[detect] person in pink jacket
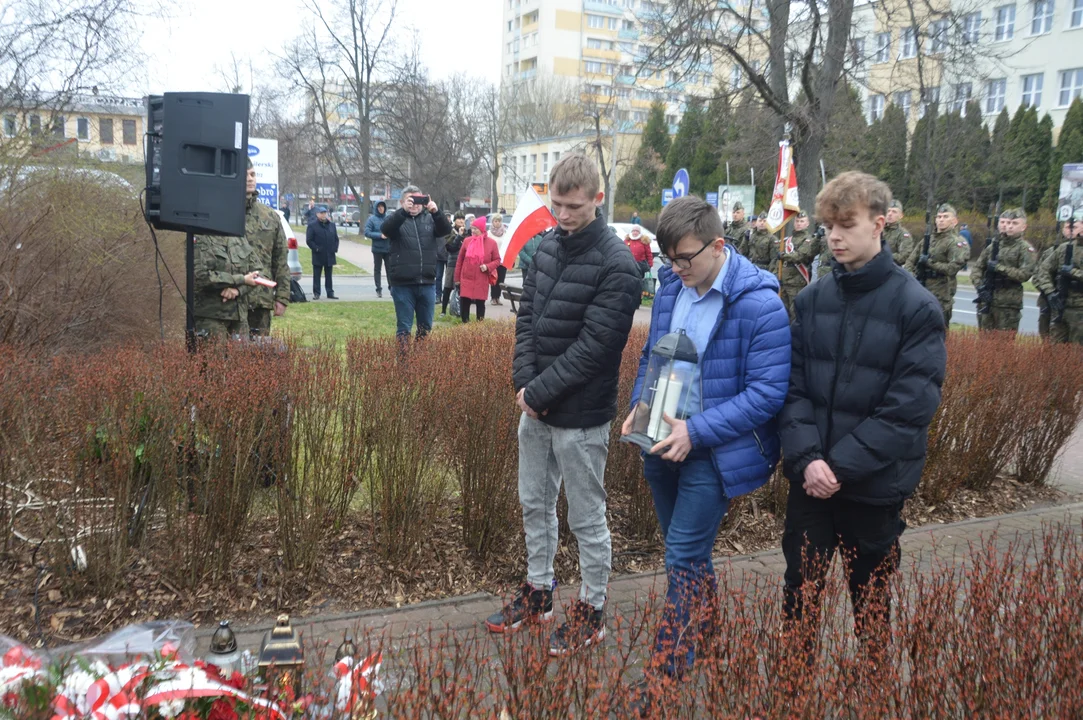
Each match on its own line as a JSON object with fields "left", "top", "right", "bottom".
{"left": 455, "top": 216, "right": 501, "bottom": 322}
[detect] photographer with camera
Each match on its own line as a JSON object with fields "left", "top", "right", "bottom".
{"left": 380, "top": 185, "right": 453, "bottom": 344}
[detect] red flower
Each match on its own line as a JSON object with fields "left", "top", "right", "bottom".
{"left": 226, "top": 671, "right": 245, "bottom": 691}
{"left": 207, "top": 698, "right": 239, "bottom": 720}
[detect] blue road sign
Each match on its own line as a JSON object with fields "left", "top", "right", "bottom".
{"left": 662, "top": 188, "right": 675, "bottom": 207}
{"left": 672, "top": 168, "right": 690, "bottom": 198}
{"left": 706, "top": 192, "right": 719, "bottom": 207}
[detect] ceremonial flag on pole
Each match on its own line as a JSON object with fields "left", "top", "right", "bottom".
{"left": 500, "top": 187, "right": 558, "bottom": 269}
{"left": 765, "top": 140, "right": 800, "bottom": 233}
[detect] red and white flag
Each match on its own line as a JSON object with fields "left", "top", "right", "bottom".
{"left": 500, "top": 187, "right": 558, "bottom": 269}
{"left": 766, "top": 140, "right": 800, "bottom": 233}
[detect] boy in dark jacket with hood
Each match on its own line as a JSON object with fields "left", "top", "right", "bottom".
{"left": 624, "top": 196, "right": 790, "bottom": 710}
{"left": 364, "top": 200, "right": 389, "bottom": 298}
{"left": 780, "top": 171, "right": 946, "bottom": 655}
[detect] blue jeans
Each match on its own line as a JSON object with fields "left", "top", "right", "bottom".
{"left": 644, "top": 450, "right": 729, "bottom": 676}
{"left": 389, "top": 284, "right": 436, "bottom": 340}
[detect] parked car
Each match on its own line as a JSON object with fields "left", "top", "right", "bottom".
{"left": 276, "top": 210, "right": 302, "bottom": 280}
{"left": 333, "top": 204, "right": 361, "bottom": 227}
{"left": 609, "top": 223, "right": 659, "bottom": 258}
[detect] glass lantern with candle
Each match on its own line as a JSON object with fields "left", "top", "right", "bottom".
{"left": 621, "top": 329, "right": 699, "bottom": 452}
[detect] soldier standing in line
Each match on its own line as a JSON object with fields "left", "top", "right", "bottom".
{"left": 194, "top": 233, "right": 260, "bottom": 340}
{"left": 905, "top": 203, "right": 969, "bottom": 325}
{"left": 970, "top": 208, "right": 1037, "bottom": 333}
{"left": 1036, "top": 221, "right": 1075, "bottom": 339}
{"left": 728, "top": 201, "right": 749, "bottom": 240}
{"left": 243, "top": 159, "right": 291, "bottom": 336}
{"left": 746, "top": 213, "right": 776, "bottom": 271}
{"left": 775, "top": 210, "right": 816, "bottom": 319}
{"left": 882, "top": 200, "right": 914, "bottom": 264}
{"left": 1034, "top": 219, "right": 1083, "bottom": 344}
{"left": 809, "top": 220, "right": 832, "bottom": 279}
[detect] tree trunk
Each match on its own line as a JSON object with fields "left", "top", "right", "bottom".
{"left": 793, "top": 129, "right": 824, "bottom": 212}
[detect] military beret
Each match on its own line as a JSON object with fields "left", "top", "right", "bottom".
{"left": 937, "top": 203, "right": 957, "bottom": 215}
{"left": 732, "top": 201, "right": 744, "bottom": 211}
{"left": 797, "top": 210, "right": 808, "bottom": 218}
{"left": 1002, "top": 208, "right": 1027, "bottom": 221}
{"left": 889, "top": 200, "right": 902, "bottom": 210}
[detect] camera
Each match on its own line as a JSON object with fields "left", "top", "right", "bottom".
{"left": 411, "top": 194, "right": 430, "bottom": 206}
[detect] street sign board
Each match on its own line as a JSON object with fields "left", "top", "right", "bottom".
{"left": 662, "top": 188, "right": 675, "bottom": 207}
{"left": 1057, "top": 163, "right": 1083, "bottom": 222}
{"left": 248, "top": 137, "right": 279, "bottom": 209}
{"left": 706, "top": 192, "right": 718, "bottom": 207}
{"left": 672, "top": 168, "right": 689, "bottom": 198}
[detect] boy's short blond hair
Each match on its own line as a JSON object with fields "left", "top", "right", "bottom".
{"left": 550, "top": 153, "right": 601, "bottom": 197}
{"left": 815, "top": 171, "right": 892, "bottom": 225}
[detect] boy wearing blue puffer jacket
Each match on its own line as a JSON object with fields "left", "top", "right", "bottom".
{"left": 622, "top": 194, "right": 791, "bottom": 713}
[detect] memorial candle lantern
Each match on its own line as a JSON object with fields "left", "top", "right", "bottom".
{"left": 621, "top": 329, "right": 698, "bottom": 452}
{"left": 258, "top": 614, "right": 304, "bottom": 696}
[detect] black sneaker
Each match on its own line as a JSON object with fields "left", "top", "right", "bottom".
{"left": 485, "top": 583, "right": 553, "bottom": 633}
{"left": 549, "top": 600, "right": 606, "bottom": 657}
{"left": 376, "top": 289, "right": 383, "bottom": 298}
{"left": 313, "top": 294, "right": 320, "bottom": 300}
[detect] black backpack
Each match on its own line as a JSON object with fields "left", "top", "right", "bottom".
{"left": 289, "top": 279, "right": 307, "bottom": 303}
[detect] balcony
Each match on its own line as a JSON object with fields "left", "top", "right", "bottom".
{"left": 618, "top": 27, "right": 639, "bottom": 40}
{"left": 519, "top": 68, "right": 537, "bottom": 80}
{"left": 616, "top": 74, "right": 636, "bottom": 85}
{"left": 584, "top": 0, "right": 623, "bottom": 16}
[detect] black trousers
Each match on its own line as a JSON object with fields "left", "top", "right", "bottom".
{"left": 313, "top": 265, "right": 333, "bottom": 296}
{"left": 460, "top": 297, "right": 486, "bottom": 322}
{"left": 372, "top": 252, "right": 388, "bottom": 292}
{"left": 442, "top": 286, "right": 453, "bottom": 314}
{"left": 781, "top": 485, "right": 905, "bottom": 643}
{"left": 490, "top": 265, "right": 507, "bottom": 301}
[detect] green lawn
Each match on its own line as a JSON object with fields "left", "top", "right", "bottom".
{"left": 277, "top": 301, "right": 465, "bottom": 345}
{"left": 295, "top": 247, "right": 366, "bottom": 276}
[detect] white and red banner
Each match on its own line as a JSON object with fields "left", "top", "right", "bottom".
{"left": 766, "top": 140, "right": 800, "bottom": 233}
{"left": 500, "top": 187, "right": 558, "bottom": 269}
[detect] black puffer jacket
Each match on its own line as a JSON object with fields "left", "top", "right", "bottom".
{"left": 380, "top": 208, "right": 453, "bottom": 286}
{"left": 780, "top": 247, "right": 946, "bottom": 504}
{"left": 513, "top": 212, "right": 640, "bottom": 428}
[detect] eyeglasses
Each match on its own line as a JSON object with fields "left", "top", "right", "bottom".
{"left": 660, "top": 242, "right": 713, "bottom": 270}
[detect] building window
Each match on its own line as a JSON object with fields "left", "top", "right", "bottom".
{"left": 608, "top": 17, "right": 618, "bottom": 29}
{"left": 1022, "top": 73, "right": 1043, "bottom": 107}
{"left": 850, "top": 37, "right": 866, "bottom": 67}
{"left": 122, "top": 119, "right": 136, "bottom": 145}
{"left": 874, "top": 32, "right": 891, "bottom": 63}
{"left": 606, "top": 63, "right": 616, "bottom": 75}
{"left": 1060, "top": 68, "right": 1083, "bottom": 106}
{"left": 894, "top": 91, "right": 912, "bottom": 117}
{"left": 729, "top": 65, "right": 741, "bottom": 89}
{"left": 962, "top": 11, "right": 982, "bottom": 43}
{"left": 542, "top": 152, "right": 549, "bottom": 177}
{"left": 618, "top": 87, "right": 631, "bottom": 98}
{"left": 900, "top": 27, "right": 918, "bottom": 58}
{"left": 529, "top": 154, "right": 537, "bottom": 181}
{"left": 3, "top": 115, "right": 14, "bottom": 136}
{"left": 929, "top": 19, "right": 949, "bottom": 53}
{"left": 622, "top": 19, "right": 635, "bottom": 30}
{"left": 994, "top": 5, "right": 1015, "bottom": 41}
{"left": 952, "top": 82, "right": 972, "bottom": 112}
{"left": 1031, "top": 0, "right": 1054, "bottom": 34}
{"left": 919, "top": 86, "right": 941, "bottom": 118}
{"left": 29, "top": 114, "right": 41, "bottom": 135}
{"left": 587, "top": 13, "right": 604, "bottom": 28}
{"left": 985, "top": 78, "right": 1007, "bottom": 113}
{"left": 587, "top": 38, "right": 602, "bottom": 49}
{"left": 1073, "top": 0, "right": 1083, "bottom": 27}
{"left": 868, "top": 94, "right": 885, "bottom": 122}
{"left": 585, "top": 60, "right": 602, "bottom": 73}
{"left": 52, "top": 115, "right": 64, "bottom": 138}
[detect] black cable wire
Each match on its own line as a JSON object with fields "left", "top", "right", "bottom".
{"left": 138, "top": 188, "right": 186, "bottom": 340}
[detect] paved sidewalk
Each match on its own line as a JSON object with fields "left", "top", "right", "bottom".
{"left": 202, "top": 501, "right": 1083, "bottom": 656}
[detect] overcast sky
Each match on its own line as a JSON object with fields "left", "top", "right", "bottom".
{"left": 139, "top": 0, "right": 501, "bottom": 96}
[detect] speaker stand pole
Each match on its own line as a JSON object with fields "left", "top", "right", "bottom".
{"left": 186, "top": 230, "right": 196, "bottom": 353}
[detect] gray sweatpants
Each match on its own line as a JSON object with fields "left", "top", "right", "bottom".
{"left": 518, "top": 413, "right": 612, "bottom": 609}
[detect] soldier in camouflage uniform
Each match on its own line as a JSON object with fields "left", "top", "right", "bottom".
{"left": 1034, "top": 219, "right": 1083, "bottom": 344}
{"left": 243, "top": 159, "right": 291, "bottom": 336}
{"left": 808, "top": 222, "right": 833, "bottom": 279}
{"left": 745, "top": 214, "right": 776, "bottom": 271}
{"left": 727, "top": 201, "right": 749, "bottom": 245}
{"left": 775, "top": 210, "right": 815, "bottom": 319}
{"left": 970, "top": 208, "right": 1037, "bottom": 333}
{"left": 905, "top": 203, "right": 969, "bottom": 325}
{"left": 1036, "top": 221, "right": 1074, "bottom": 339}
{"left": 882, "top": 200, "right": 913, "bottom": 265}
{"left": 194, "top": 232, "right": 260, "bottom": 340}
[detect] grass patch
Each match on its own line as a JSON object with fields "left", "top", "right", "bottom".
{"left": 277, "top": 301, "right": 469, "bottom": 346}
{"left": 295, "top": 246, "right": 366, "bottom": 276}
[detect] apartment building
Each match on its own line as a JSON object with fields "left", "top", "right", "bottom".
{"left": 0, "top": 94, "right": 145, "bottom": 163}
{"left": 852, "top": 0, "right": 1083, "bottom": 132}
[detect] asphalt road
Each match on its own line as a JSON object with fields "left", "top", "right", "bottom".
{"left": 952, "top": 286, "right": 1041, "bottom": 334}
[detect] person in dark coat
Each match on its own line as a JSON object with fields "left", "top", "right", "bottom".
{"left": 485, "top": 154, "right": 640, "bottom": 658}
{"left": 280, "top": 204, "right": 291, "bottom": 223}
{"left": 364, "top": 200, "right": 389, "bottom": 298}
{"left": 379, "top": 185, "right": 453, "bottom": 341}
{"left": 780, "top": 171, "right": 946, "bottom": 656}
{"left": 306, "top": 205, "right": 339, "bottom": 299}
{"left": 442, "top": 213, "right": 467, "bottom": 315}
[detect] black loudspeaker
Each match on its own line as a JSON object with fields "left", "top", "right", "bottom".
{"left": 144, "top": 92, "right": 250, "bottom": 237}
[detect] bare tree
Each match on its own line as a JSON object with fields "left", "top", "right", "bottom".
{"left": 277, "top": 0, "right": 397, "bottom": 215}
{"left": 642, "top": 0, "right": 855, "bottom": 202}
{"left": 578, "top": 82, "right": 640, "bottom": 222}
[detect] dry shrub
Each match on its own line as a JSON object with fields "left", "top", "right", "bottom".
{"left": 428, "top": 324, "right": 520, "bottom": 558}
{"left": 0, "top": 166, "right": 182, "bottom": 351}
{"left": 373, "top": 522, "right": 1083, "bottom": 718}
{"left": 1012, "top": 341, "right": 1083, "bottom": 485}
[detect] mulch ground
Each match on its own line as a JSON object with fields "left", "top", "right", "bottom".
{"left": 0, "top": 476, "right": 1067, "bottom": 648}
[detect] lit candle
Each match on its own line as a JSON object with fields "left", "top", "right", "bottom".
{"left": 648, "top": 372, "right": 683, "bottom": 443}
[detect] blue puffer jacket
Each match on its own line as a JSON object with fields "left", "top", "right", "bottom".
{"left": 632, "top": 252, "right": 792, "bottom": 498}
{"left": 364, "top": 202, "right": 389, "bottom": 254}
